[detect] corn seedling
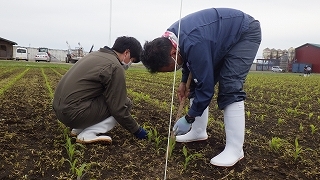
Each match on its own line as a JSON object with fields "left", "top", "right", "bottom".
{"left": 144, "top": 126, "right": 164, "bottom": 154}
{"left": 287, "top": 137, "right": 312, "bottom": 161}
{"left": 142, "top": 124, "right": 153, "bottom": 142}
{"left": 75, "top": 163, "right": 91, "bottom": 180}
{"left": 299, "top": 123, "right": 304, "bottom": 132}
{"left": 66, "top": 158, "right": 78, "bottom": 174}
{"left": 277, "top": 118, "right": 285, "bottom": 125}
{"left": 286, "top": 107, "right": 299, "bottom": 117}
{"left": 208, "top": 117, "right": 215, "bottom": 124}
{"left": 154, "top": 133, "right": 163, "bottom": 154}
{"left": 245, "top": 111, "right": 251, "bottom": 118}
{"left": 269, "top": 137, "right": 284, "bottom": 152}
{"left": 182, "top": 146, "right": 202, "bottom": 170}
{"left": 62, "top": 127, "right": 70, "bottom": 140}
{"left": 292, "top": 138, "right": 303, "bottom": 161}
{"left": 168, "top": 136, "right": 176, "bottom": 159}
{"left": 259, "top": 114, "right": 265, "bottom": 122}
{"left": 216, "top": 121, "right": 224, "bottom": 131}
{"left": 310, "top": 124, "right": 318, "bottom": 134}
{"left": 308, "top": 113, "right": 314, "bottom": 121}
{"left": 64, "top": 136, "right": 82, "bottom": 162}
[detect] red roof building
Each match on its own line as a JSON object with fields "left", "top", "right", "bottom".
{"left": 295, "top": 43, "right": 320, "bottom": 73}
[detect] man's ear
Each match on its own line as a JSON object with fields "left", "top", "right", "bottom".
{"left": 170, "top": 47, "right": 177, "bottom": 56}
{"left": 125, "top": 49, "right": 130, "bottom": 54}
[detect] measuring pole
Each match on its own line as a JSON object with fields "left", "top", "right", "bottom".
{"left": 108, "top": 0, "right": 112, "bottom": 46}
{"left": 164, "top": 0, "right": 183, "bottom": 179}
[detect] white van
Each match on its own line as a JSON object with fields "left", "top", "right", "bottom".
{"left": 15, "top": 47, "right": 28, "bottom": 61}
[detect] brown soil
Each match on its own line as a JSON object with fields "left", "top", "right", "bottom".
{"left": 0, "top": 63, "right": 319, "bottom": 179}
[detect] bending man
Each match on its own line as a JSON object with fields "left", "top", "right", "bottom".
{"left": 141, "top": 8, "right": 261, "bottom": 167}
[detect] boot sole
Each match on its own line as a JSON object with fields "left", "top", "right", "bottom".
{"left": 76, "top": 138, "right": 112, "bottom": 144}
{"left": 176, "top": 137, "right": 208, "bottom": 143}
{"left": 70, "top": 132, "right": 78, "bottom": 137}
{"left": 210, "top": 155, "right": 244, "bottom": 167}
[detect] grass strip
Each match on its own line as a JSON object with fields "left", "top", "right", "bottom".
{"left": 0, "top": 68, "right": 29, "bottom": 96}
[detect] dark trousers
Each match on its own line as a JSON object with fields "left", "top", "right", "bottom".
{"left": 189, "top": 17, "right": 261, "bottom": 110}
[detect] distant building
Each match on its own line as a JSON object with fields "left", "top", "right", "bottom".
{"left": 261, "top": 47, "right": 295, "bottom": 72}
{"left": 294, "top": 43, "right": 320, "bottom": 73}
{"left": 0, "top": 37, "right": 68, "bottom": 62}
{"left": 0, "top": 37, "right": 17, "bottom": 60}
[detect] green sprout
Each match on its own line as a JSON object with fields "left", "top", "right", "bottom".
{"left": 182, "top": 146, "right": 202, "bottom": 170}
{"left": 277, "top": 118, "right": 285, "bottom": 125}
{"left": 75, "top": 163, "right": 91, "bottom": 180}
{"left": 269, "top": 137, "right": 284, "bottom": 152}
{"left": 299, "top": 123, "right": 304, "bottom": 132}
{"left": 308, "top": 113, "right": 314, "bottom": 121}
{"left": 310, "top": 124, "right": 318, "bottom": 135}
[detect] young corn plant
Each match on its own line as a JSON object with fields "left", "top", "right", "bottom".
{"left": 310, "top": 124, "right": 318, "bottom": 135}
{"left": 66, "top": 158, "right": 78, "bottom": 174}
{"left": 269, "top": 137, "right": 285, "bottom": 152}
{"left": 143, "top": 124, "right": 153, "bottom": 142}
{"left": 299, "top": 123, "right": 304, "bottom": 132}
{"left": 277, "top": 118, "right": 285, "bottom": 125}
{"left": 259, "top": 114, "right": 266, "bottom": 122}
{"left": 75, "top": 163, "right": 91, "bottom": 180}
{"left": 292, "top": 138, "right": 303, "bottom": 161}
{"left": 216, "top": 121, "right": 224, "bottom": 131}
{"left": 154, "top": 129, "right": 164, "bottom": 154}
{"left": 245, "top": 111, "right": 251, "bottom": 119}
{"left": 182, "top": 146, "right": 202, "bottom": 170}
{"left": 308, "top": 113, "right": 314, "bottom": 121}
{"left": 167, "top": 136, "right": 176, "bottom": 159}
{"left": 144, "top": 125, "right": 164, "bottom": 154}
{"left": 64, "top": 135, "right": 90, "bottom": 178}
{"left": 287, "top": 137, "right": 312, "bottom": 161}
{"left": 64, "top": 136, "right": 82, "bottom": 162}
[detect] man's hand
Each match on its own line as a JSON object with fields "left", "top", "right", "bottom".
{"left": 177, "top": 82, "right": 187, "bottom": 102}
{"left": 173, "top": 116, "right": 192, "bottom": 135}
{"left": 134, "top": 127, "right": 148, "bottom": 139}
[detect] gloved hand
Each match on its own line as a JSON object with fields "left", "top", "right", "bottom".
{"left": 134, "top": 126, "right": 148, "bottom": 139}
{"left": 173, "top": 116, "right": 191, "bottom": 135}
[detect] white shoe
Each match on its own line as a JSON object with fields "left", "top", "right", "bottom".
{"left": 176, "top": 98, "right": 208, "bottom": 142}
{"left": 210, "top": 101, "right": 245, "bottom": 167}
{"left": 70, "top": 128, "right": 82, "bottom": 137}
{"left": 76, "top": 116, "right": 117, "bottom": 144}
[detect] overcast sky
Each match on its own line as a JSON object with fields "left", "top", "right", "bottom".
{"left": 2, "top": 0, "right": 320, "bottom": 58}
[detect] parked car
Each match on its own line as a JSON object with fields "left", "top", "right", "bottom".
{"left": 271, "top": 66, "right": 283, "bottom": 72}
{"left": 35, "top": 52, "right": 51, "bottom": 62}
{"left": 15, "top": 47, "right": 28, "bottom": 61}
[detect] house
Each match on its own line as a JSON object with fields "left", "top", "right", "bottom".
{"left": 294, "top": 43, "right": 320, "bottom": 73}
{"left": 0, "top": 37, "right": 17, "bottom": 60}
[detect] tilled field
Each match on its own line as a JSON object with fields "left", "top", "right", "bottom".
{"left": 0, "top": 61, "right": 319, "bottom": 180}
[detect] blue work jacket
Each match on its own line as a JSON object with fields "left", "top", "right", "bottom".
{"left": 167, "top": 8, "right": 251, "bottom": 117}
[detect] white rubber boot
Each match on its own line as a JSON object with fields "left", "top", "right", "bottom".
{"left": 70, "top": 128, "right": 82, "bottom": 137}
{"left": 76, "top": 116, "right": 117, "bottom": 144}
{"left": 176, "top": 98, "right": 208, "bottom": 142}
{"left": 210, "top": 101, "right": 245, "bottom": 167}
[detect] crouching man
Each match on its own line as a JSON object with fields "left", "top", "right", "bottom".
{"left": 53, "top": 36, "right": 147, "bottom": 144}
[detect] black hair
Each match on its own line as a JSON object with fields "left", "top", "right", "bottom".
{"left": 112, "top": 36, "right": 142, "bottom": 63}
{"left": 141, "top": 37, "right": 173, "bottom": 73}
